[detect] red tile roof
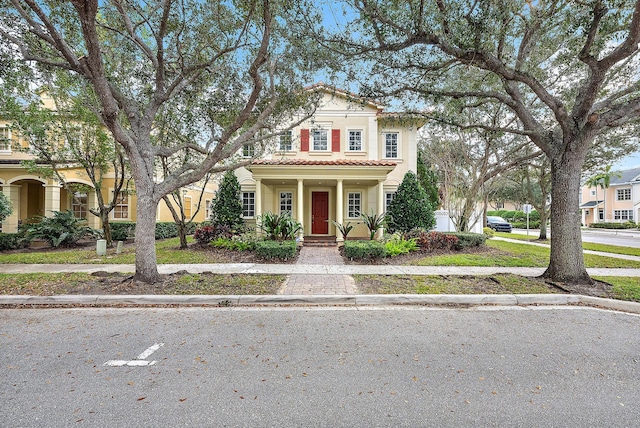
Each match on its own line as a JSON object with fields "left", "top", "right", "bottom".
{"left": 250, "top": 159, "right": 398, "bottom": 167}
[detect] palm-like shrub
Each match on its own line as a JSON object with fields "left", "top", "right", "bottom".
{"left": 24, "top": 210, "right": 101, "bottom": 248}
{"left": 258, "top": 211, "right": 301, "bottom": 241}
{"left": 360, "top": 211, "right": 385, "bottom": 240}
{"left": 332, "top": 221, "right": 356, "bottom": 240}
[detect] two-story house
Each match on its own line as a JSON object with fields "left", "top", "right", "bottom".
{"left": 235, "top": 84, "right": 426, "bottom": 242}
{"left": 580, "top": 167, "right": 640, "bottom": 226}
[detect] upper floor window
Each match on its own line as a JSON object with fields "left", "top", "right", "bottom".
{"left": 348, "top": 130, "right": 362, "bottom": 151}
{"left": 384, "top": 133, "right": 398, "bottom": 158}
{"left": 312, "top": 129, "right": 328, "bottom": 151}
{"left": 590, "top": 190, "right": 596, "bottom": 196}
{"left": 280, "top": 191, "right": 293, "bottom": 214}
{"left": 183, "top": 195, "right": 192, "bottom": 219}
{"left": 242, "top": 144, "right": 255, "bottom": 158}
{"left": 242, "top": 192, "right": 255, "bottom": 218}
{"left": 0, "top": 127, "right": 11, "bottom": 152}
{"left": 279, "top": 131, "right": 293, "bottom": 151}
{"left": 616, "top": 188, "right": 631, "bottom": 201}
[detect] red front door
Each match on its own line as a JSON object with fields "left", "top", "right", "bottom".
{"left": 311, "top": 192, "right": 329, "bottom": 234}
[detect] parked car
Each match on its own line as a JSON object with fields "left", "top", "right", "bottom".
{"left": 486, "top": 216, "right": 512, "bottom": 233}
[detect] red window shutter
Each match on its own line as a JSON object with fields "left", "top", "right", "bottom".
{"left": 332, "top": 129, "right": 340, "bottom": 152}
{"left": 300, "top": 129, "right": 309, "bottom": 152}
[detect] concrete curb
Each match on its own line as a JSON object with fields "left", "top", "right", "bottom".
{"left": 2, "top": 293, "right": 640, "bottom": 314}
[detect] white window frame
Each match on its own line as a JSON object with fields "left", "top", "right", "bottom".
{"left": 0, "top": 127, "right": 12, "bottom": 153}
{"left": 242, "top": 192, "right": 255, "bottom": 218}
{"left": 242, "top": 144, "right": 255, "bottom": 158}
{"left": 616, "top": 188, "right": 631, "bottom": 201}
{"left": 312, "top": 128, "right": 329, "bottom": 152}
{"left": 614, "top": 210, "right": 633, "bottom": 221}
{"left": 383, "top": 132, "right": 399, "bottom": 159}
{"left": 279, "top": 191, "right": 293, "bottom": 214}
{"left": 598, "top": 208, "right": 604, "bottom": 221}
{"left": 279, "top": 131, "right": 293, "bottom": 152}
{"left": 385, "top": 191, "right": 396, "bottom": 211}
{"left": 590, "top": 190, "right": 596, "bottom": 196}
{"left": 347, "top": 129, "right": 363, "bottom": 151}
{"left": 347, "top": 192, "right": 361, "bottom": 219}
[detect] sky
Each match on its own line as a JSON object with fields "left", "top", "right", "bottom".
{"left": 613, "top": 151, "right": 640, "bottom": 171}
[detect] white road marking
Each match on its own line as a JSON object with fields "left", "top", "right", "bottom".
{"left": 136, "top": 343, "right": 164, "bottom": 360}
{"left": 104, "top": 343, "right": 164, "bottom": 367}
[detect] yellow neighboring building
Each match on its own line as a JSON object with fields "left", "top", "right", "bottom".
{"left": 235, "top": 85, "right": 426, "bottom": 241}
{"left": 0, "top": 94, "right": 216, "bottom": 233}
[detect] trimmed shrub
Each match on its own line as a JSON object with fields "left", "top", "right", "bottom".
{"left": 0, "top": 233, "right": 29, "bottom": 251}
{"left": 254, "top": 240, "right": 297, "bottom": 260}
{"left": 511, "top": 220, "right": 541, "bottom": 229}
{"left": 446, "top": 232, "right": 486, "bottom": 249}
{"left": 589, "top": 222, "right": 637, "bottom": 229}
{"left": 194, "top": 224, "right": 233, "bottom": 246}
{"left": 405, "top": 229, "right": 459, "bottom": 251}
{"left": 483, "top": 227, "right": 495, "bottom": 238}
{"left": 343, "top": 240, "right": 387, "bottom": 259}
{"left": 386, "top": 171, "right": 435, "bottom": 233}
{"left": 210, "top": 170, "right": 244, "bottom": 230}
{"left": 110, "top": 222, "right": 136, "bottom": 241}
{"left": 155, "top": 222, "right": 179, "bottom": 239}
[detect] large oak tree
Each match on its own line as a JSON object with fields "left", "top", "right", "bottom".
{"left": 2, "top": 0, "right": 318, "bottom": 283}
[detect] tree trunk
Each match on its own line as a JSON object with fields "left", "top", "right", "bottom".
{"left": 542, "top": 155, "right": 592, "bottom": 284}
{"left": 134, "top": 194, "right": 161, "bottom": 283}
{"left": 538, "top": 209, "right": 549, "bottom": 240}
{"left": 178, "top": 222, "right": 188, "bottom": 249}
{"left": 101, "top": 212, "right": 113, "bottom": 247}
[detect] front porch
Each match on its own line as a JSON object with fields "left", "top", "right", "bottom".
{"left": 244, "top": 159, "right": 399, "bottom": 241}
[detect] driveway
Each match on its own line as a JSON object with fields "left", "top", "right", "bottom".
{"left": 2, "top": 306, "right": 639, "bottom": 427}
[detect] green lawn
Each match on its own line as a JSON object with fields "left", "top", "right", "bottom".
{"left": 410, "top": 239, "right": 640, "bottom": 269}
{"left": 0, "top": 237, "right": 218, "bottom": 264}
{"left": 495, "top": 232, "right": 640, "bottom": 257}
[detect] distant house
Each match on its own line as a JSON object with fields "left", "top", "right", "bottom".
{"left": 580, "top": 167, "right": 640, "bottom": 225}
{"left": 235, "top": 84, "right": 433, "bottom": 241}
{"left": 0, "top": 93, "right": 216, "bottom": 233}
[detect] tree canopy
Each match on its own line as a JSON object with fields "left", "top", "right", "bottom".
{"left": 296, "top": 0, "right": 640, "bottom": 284}
{"left": 1, "top": 0, "right": 320, "bottom": 282}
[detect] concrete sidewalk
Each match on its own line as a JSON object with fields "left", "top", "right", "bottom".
{"left": 1, "top": 262, "right": 640, "bottom": 277}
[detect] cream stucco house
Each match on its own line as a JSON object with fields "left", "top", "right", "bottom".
{"left": 235, "top": 85, "right": 427, "bottom": 242}
{"left": 580, "top": 167, "right": 640, "bottom": 226}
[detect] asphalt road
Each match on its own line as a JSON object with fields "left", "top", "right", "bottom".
{"left": 2, "top": 306, "right": 640, "bottom": 427}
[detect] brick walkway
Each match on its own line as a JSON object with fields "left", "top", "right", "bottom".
{"left": 278, "top": 246, "right": 358, "bottom": 295}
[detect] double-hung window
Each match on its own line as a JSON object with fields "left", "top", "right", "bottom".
{"left": 242, "top": 144, "right": 255, "bottom": 158}
{"left": 71, "top": 192, "right": 88, "bottom": 219}
{"left": 348, "top": 130, "right": 362, "bottom": 151}
{"left": 279, "top": 131, "right": 293, "bottom": 151}
{"left": 385, "top": 192, "right": 396, "bottom": 211}
{"left": 242, "top": 192, "right": 255, "bottom": 218}
{"left": 384, "top": 133, "right": 398, "bottom": 158}
{"left": 312, "top": 129, "right": 328, "bottom": 151}
{"left": 614, "top": 210, "right": 633, "bottom": 221}
{"left": 0, "top": 127, "right": 11, "bottom": 152}
{"left": 347, "top": 192, "right": 361, "bottom": 218}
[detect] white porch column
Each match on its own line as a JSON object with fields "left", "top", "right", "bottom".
{"left": 43, "top": 183, "right": 61, "bottom": 216}
{"left": 2, "top": 185, "right": 21, "bottom": 233}
{"left": 255, "top": 179, "right": 262, "bottom": 219}
{"left": 87, "top": 191, "right": 101, "bottom": 229}
{"left": 297, "top": 179, "right": 304, "bottom": 241}
{"left": 336, "top": 179, "right": 344, "bottom": 242}
{"left": 377, "top": 179, "right": 385, "bottom": 238}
